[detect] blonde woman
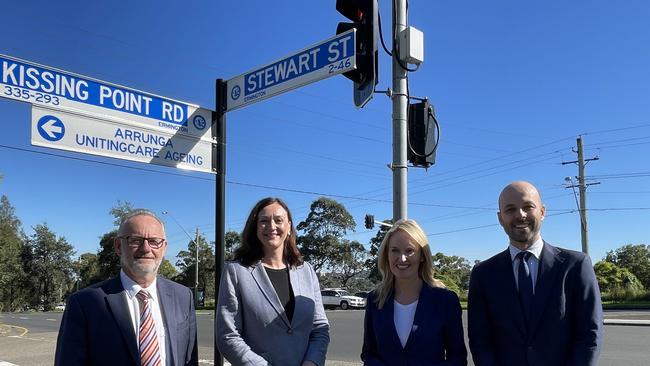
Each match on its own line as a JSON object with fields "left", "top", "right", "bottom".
{"left": 361, "top": 219, "right": 467, "bottom": 366}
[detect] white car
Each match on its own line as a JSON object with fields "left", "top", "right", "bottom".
{"left": 320, "top": 289, "right": 365, "bottom": 310}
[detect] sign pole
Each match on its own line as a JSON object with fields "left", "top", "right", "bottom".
{"left": 214, "top": 78, "right": 227, "bottom": 366}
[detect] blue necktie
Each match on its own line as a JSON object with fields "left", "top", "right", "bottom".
{"left": 517, "top": 251, "right": 533, "bottom": 323}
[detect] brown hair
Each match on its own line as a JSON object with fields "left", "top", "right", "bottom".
{"left": 234, "top": 197, "right": 302, "bottom": 267}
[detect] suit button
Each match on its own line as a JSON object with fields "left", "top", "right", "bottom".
{"left": 287, "top": 328, "right": 293, "bottom": 334}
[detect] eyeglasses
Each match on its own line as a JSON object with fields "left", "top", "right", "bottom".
{"left": 120, "top": 236, "right": 166, "bottom": 249}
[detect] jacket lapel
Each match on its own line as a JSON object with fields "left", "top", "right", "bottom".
{"left": 250, "top": 262, "right": 291, "bottom": 328}
{"left": 404, "top": 284, "right": 431, "bottom": 350}
{"left": 158, "top": 278, "right": 178, "bottom": 366}
{"left": 497, "top": 249, "right": 527, "bottom": 337}
{"left": 528, "top": 242, "right": 563, "bottom": 337}
{"left": 381, "top": 293, "right": 404, "bottom": 349}
{"left": 103, "top": 276, "right": 139, "bottom": 365}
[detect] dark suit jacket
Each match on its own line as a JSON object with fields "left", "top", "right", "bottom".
{"left": 361, "top": 284, "right": 468, "bottom": 366}
{"left": 55, "top": 276, "right": 198, "bottom": 366}
{"left": 468, "top": 242, "right": 603, "bottom": 366}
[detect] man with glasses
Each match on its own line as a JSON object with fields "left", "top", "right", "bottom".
{"left": 55, "top": 209, "right": 198, "bottom": 366}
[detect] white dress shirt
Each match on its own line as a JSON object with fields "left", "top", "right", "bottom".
{"left": 120, "top": 270, "right": 168, "bottom": 365}
{"left": 508, "top": 237, "right": 544, "bottom": 294}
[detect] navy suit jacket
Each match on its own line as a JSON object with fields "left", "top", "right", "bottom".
{"left": 55, "top": 276, "right": 198, "bottom": 366}
{"left": 361, "top": 284, "right": 467, "bottom": 366}
{"left": 468, "top": 242, "right": 603, "bottom": 366}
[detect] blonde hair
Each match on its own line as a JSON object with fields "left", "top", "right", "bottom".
{"left": 374, "top": 219, "right": 445, "bottom": 309}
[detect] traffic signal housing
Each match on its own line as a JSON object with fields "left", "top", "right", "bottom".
{"left": 408, "top": 99, "right": 438, "bottom": 168}
{"left": 364, "top": 214, "right": 375, "bottom": 229}
{"left": 336, "top": 0, "right": 378, "bottom": 107}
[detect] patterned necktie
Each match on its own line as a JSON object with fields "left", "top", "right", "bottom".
{"left": 517, "top": 251, "right": 534, "bottom": 323}
{"left": 137, "top": 290, "right": 162, "bottom": 366}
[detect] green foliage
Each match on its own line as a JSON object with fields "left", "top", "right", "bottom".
{"left": 604, "top": 244, "right": 650, "bottom": 290}
{"left": 594, "top": 261, "right": 645, "bottom": 300}
{"left": 24, "top": 224, "right": 75, "bottom": 310}
{"left": 431, "top": 252, "right": 473, "bottom": 292}
{"left": 364, "top": 221, "right": 392, "bottom": 283}
{"left": 0, "top": 195, "right": 28, "bottom": 311}
{"left": 75, "top": 252, "right": 102, "bottom": 289}
{"left": 95, "top": 201, "right": 137, "bottom": 279}
{"left": 96, "top": 230, "right": 120, "bottom": 279}
{"left": 296, "top": 197, "right": 356, "bottom": 273}
{"left": 109, "top": 200, "right": 135, "bottom": 226}
{"left": 224, "top": 230, "right": 240, "bottom": 260}
{"left": 435, "top": 273, "right": 463, "bottom": 298}
{"left": 175, "top": 234, "right": 216, "bottom": 298}
{"left": 158, "top": 258, "right": 178, "bottom": 279}
{"left": 328, "top": 240, "right": 368, "bottom": 287}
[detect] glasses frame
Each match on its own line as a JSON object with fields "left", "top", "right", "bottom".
{"left": 119, "top": 236, "right": 166, "bottom": 249}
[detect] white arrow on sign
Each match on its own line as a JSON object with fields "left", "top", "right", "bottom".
{"left": 41, "top": 118, "right": 63, "bottom": 139}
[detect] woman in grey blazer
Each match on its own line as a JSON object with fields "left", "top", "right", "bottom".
{"left": 217, "top": 197, "right": 330, "bottom": 366}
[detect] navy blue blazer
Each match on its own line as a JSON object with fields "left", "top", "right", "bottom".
{"left": 361, "top": 284, "right": 468, "bottom": 366}
{"left": 54, "top": 276, "right": 198, "bottom": 366}
{"left": 468, "top": 242, "right": 603, "bottom": 366}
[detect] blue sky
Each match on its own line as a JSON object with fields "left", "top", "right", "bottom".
{"left": 1, "top": 0, "right": 649, "bottom": 267}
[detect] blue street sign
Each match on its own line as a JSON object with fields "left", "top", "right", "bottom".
{"left": 226, "top": 29, "right": 357, "bottom": 111}
{"left": 37, "top": 115, "right": 65, "bottom": 141}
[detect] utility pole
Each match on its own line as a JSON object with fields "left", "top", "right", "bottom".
{"left": 194, "top": 227, "right": 199, "bottom": 308}
{"left": 161, "top": 210, "right": 200, "bottom": 306}
{"left": 393, "top": 0, "right": 408, "bottom": 221}
{"left": 562, "top": 136, "right": 600, "bottom": 255}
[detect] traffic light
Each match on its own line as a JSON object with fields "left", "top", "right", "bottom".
{"left": 364, "top": 214, "right": 375, "bottom": 229}
{"left": 336, "top": 0, "right": 378, "bottom": 108}
{"left": 408, "top": 99, "right": 438, "bottom": 168}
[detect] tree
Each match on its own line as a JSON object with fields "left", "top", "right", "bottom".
{"left": 158, "top": 258, "right": 178, "bottom": 279}
{"left": 431, "top": 252, "right": 473, "bottom": 292}
{"left": 0, "top": 195, "right": 28, "bottom": 311}
{"left": 75, "top": 252, "right": 102, "bottom": 289}
{"left": 605, "top": 244, "right": 650, "bottom": 290}
{"left": 109, "top": 200, "right": 135, "bottom": 226}
{"left": 96, "top": 201, "right": 137, "bottom": 279}
{"left": 24, "top": 224, "right": 75, "bottom": 310}
{"left": 329, "top": 240, "right": 368, "bottom": 288}
{"left": 594, "top": 261, "right": 645, "bottom": 300}
{"left": 296, "top": 197, "right": 356, "bottom": 273}
{"left": 176, "top": 234, "right": 216, "bottom": 298}
{"left": 96, "top": 230, "right": 120, "bottom": 279}
{"left": 364, "top": 221, "right": 392, "bottom": 283}
{"left": 225, "top": 230, "right": 240, "bottom": 260}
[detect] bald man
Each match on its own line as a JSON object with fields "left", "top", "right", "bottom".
{"left": 468, "top": 181, "right": 602, "bottom": 366}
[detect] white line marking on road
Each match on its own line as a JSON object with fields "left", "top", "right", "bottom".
{"left": 0, "top": 361, "right": 20, "bottom": 366}
{"left": 199, "top": 360, "right": 215, "bottom": 365}
{"left": 18, "top": 317, "right": 28, "bottom": 320}
{"left": 46, "top": 318, "right": 56, "bottom": 321}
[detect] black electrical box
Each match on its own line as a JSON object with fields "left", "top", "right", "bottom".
{"left": 408, "top": 100, "right": 437, "bottom": 168}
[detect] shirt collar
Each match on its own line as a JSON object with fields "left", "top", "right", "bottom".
{"left": 508, "top": 237, "right": 544, "bottom": 262}
{"left": 119, "top": 269, "right": 159, "bottom": 302}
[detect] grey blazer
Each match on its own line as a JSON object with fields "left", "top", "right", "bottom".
{"left": 216, "top": 260, "right": 330, "bottom": 366}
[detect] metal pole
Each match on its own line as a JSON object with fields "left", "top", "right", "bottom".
{"left": 214, "top": 78, "right": 227, "bottom": 366}
{"left": 392, "top": 0, "right": 408, "bottom": 221}
{"left": 577, "top": 136, "right": 589, "bottom": 255}
{"left": 161, "top": 210, "right": 198, "bottom": 305}
{"left": 194, "top": 227, "right": 199, "bottom": 307}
